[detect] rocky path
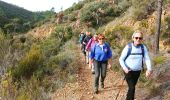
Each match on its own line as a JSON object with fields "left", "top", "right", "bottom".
{"left": 51, "top": 52, "right": 127, "bottom": 100}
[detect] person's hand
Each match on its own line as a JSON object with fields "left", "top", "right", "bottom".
{"left": 83, "top": 42, "right": 86, "bottom": 45}
{"left": 89, "top": 59, "right": 93, "bottom": 69}
{"left": 123, "top": 67, "right": 129, "bottom": 74}
{"left": 107, "top": 63, "right": 111, "bottom": 69}
{"left": 146, "top": 70, "right": 152, "bottom": 78}
{"left": 89, "top": 63, "right": 92, "bottom": 69}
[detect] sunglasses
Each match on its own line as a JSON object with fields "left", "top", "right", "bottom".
{"left": 134, "top": 37, "right": 143, "bottom": 40}
{"left": 98, "top": 38, "right": 104, "bottom": 40}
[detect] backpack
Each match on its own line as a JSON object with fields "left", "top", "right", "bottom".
{"left": 80, "top": 33, "right": 86, "bottom": 44}
{"left": 124, "top": 43, "right": 145, "bottom": 71}
{"left": 83, "top": 35, "right": 92, "bottom": 45}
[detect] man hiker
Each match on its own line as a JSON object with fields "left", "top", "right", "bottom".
{"left": 119, "top": 31, "right": 152, "bottom": 100}
{"left": 79, "top": 31, "right": 86, "bottom": 55}
{"left": 83, "top": 31, "right": 92, "bottom": 64}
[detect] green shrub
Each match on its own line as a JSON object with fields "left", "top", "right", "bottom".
{"left": 53, "top": 25, "right": 73, "bottom": 43}
{"left": 131, "top": 0, "right": 156, "bottom": 21}
{"left": 64, "top": 1, "right": 84, "bottom": 15}
{"left": 139, "top": 72, "right": 148, "bottom": 83}
{"left": 139, "top": 19, "right": 149, "bottom": 28}
{"left": 72, "top": 2, "right": 84, "bottom": 11}
{"left": 68, "top": 13, "right": 77, "bottom": 21}
{"left": 0, "top": 29, "right": 5, "bottom": 39}
{"left": 11, "top": 45, "right": 44, "bottom": 81}
{"left": 46, "top": 40, "right": 81, "bottom": 90}
{"left": 161, "top": 16, "right": 170, "bottom": 39}
{"left": 153, "top": 56, "right": 166, "bottom": 66}
{"left": 80, "top": 1, "right": 109, "bottom": 27}
{"left": 112, "top": 59, "right": 122, "bottom": 72}
{"left": 40, "top": 38, "right": 61, "bottom": 57}
{"left": 164, "top": 0, "right": 170, "bottom": 4}
{"left": 104, "top": 25, "right": 133, "bottom": 49}
{"left": 117, "top": 0, "right": 131, "bottom": 12}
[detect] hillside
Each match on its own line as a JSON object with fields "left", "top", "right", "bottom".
{"left": 0, "top": 0, "right": 56, "bottom": 34}
{"left": 0, "top": 0, "right": 33, "bottom": 33}
{"left": 0, "top": 0, "right": 33, "bottom": 20}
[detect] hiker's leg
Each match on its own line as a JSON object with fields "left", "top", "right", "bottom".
{"left": 100, "top": 61, "right": 107, "bottom": 88}
{"left": 133, "top": 71, "right": 141, "bottom": 85}
{"left": 82, "top": 45, "right": 86, "bottom": 55}
{"left": 86, "top": 51, "right": 89, "bottom": 64}
{"left": 94, "top": 60, "right": 100, "bottom": 92}
{"left": 125, "top": 71, "right": 140, "bottom": 100}
{"left": 91, "top": 63, "right": 95, "bottom": 74}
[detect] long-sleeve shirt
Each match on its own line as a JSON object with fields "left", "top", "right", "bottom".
{"left": 90, "top": 43, "right": 112, "bottom": 61}
{"left": 86, "top": 38, "right": 98, "bottom": 51}
{"left": 119, "top": 43, "right": 152, "bottom": 71}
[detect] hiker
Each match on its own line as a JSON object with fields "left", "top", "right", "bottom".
{"left": 80, "top": 31, "right": 86, "bottom": 56}
{"left": 86, "top": 34, "right": 98, "bottom": 74}
{"left": 82, "top": 31, "right": 92, "bottom": 64}
{"left": 79, "top": 31, "right": 85, "bottom": 50}
{"left": 119, "top": 31, "right": 152, "bottom": 100}
{"left": 89, "top": 34, "right": 112, "bottom": 94}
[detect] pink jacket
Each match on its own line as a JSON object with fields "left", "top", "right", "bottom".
{"left": 86, "top": 38, "right": 98, "bottom": 51}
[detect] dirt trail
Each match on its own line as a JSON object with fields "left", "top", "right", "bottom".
{"left": 51, "top": 51, "right": 128, "bottom": 100}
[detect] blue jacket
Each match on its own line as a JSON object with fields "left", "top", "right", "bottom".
{"left": 90, "top": 42, "right": 112, "bottom": 61}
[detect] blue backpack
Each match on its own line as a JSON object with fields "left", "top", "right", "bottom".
{"left": 124, "top": 43, "right": 145, "bottom": 71}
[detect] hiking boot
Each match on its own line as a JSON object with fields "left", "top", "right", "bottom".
{"left": 94, "top": 88, "right": 98, "bottom": 94}
{"left": 92, "top": 71, "right": 95, "bottom": 74}
{"left": 101, "top": 83, "right": 104, "bottom": 89}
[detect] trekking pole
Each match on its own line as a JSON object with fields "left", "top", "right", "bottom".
{"left": 114, "top": 76, "right": 126, "bottom": 100}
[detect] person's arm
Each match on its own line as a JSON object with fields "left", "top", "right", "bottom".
{"left": 119, "top": 45, "right": 129, "bottom": 73}
{"left": 107, "top": 58, "right": 112, "bottom": 69}
{"left": 107, "top": 45, "right": 112, "bottom": 69}
{"left": 83, "top": 36, "right": 87, "bottom": 45}
{"left": 143, "top": 45, "right": 152, "bottom": 78}
{"left": 86, "top": 38, "right": 92, "bottom": 51}
{"left": 89, "top": 44, "right": 95, "bottom": 68}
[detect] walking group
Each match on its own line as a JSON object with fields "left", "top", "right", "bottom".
{"left": 79, "top": 30, "right": 152, "bottom": 100}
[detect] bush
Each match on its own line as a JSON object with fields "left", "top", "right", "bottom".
{"left": 40, "top": 38, "right": 61, "bottom": 57}
{"left": 11, "top": 45, "right": 44, "bottom": 81}
{"left": 131, "top": 0, "right": 156, "bottom": 21}
{"left": 80, "top": 1, "right": 109, "bottom": 27}
{"left": 46, "top": 40, "right": 81, "bottom": 89}
{"left": 153, "top": 56, "right": 166, "bottom": 66}
{"left": 68, "top": 13, "right": 77, "bottom": 21}
{"left": 164, "top": 0, "right": 170, "bottom": 4}
{"left": 117, "top": 0, "right": 131, "bottom": 12}
{"left": 139, "top": 19, "right": 149, "bottom": 28}
{"left": 64, "top": 1, "right": 84, "bottom": 15}
{"left": 161, "top": 16, "right": 170, "bottom": 39}
{"left": 0, "top": 73, "right": 48, "bottom": 100}
{"left": 53, "top": 25, "right": 73, "bottom": 43}
{"left": 104, "top": 25, "right": 133, "bottom": 49}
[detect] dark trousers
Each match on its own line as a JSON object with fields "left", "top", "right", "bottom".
{"left": 125, "top": 71, "right": 141, "bottom": 100}
{"left": 94, "top": 60, "right": 108, "bottom": 89}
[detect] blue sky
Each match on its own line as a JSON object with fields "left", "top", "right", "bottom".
{"left": 1, "top": 0, "right": 79, "bottom": 12}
